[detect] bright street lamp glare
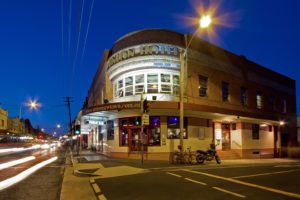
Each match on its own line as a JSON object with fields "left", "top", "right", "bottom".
{"left": 199, "top": 15, "right": 212, "bottom": 28}
{"left": 29, "top": 101, "right": 37, "bottom": 109}
{"left": 56, "top": 124, "right": 61, "bottom": 129}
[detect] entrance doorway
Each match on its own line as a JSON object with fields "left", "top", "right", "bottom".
{"left": 222, "top": 123, "right": 231, "bottom": 150}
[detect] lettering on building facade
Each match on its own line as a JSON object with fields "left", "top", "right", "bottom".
{"left": 83, "top": 102, "right": 141, "bottom": 114}
{"left": 108, "top": 44, "right": 183, "bottom": 68}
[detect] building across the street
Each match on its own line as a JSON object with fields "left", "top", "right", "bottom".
{"left": 81, "top": 29, "right": 297, "bottom": 160}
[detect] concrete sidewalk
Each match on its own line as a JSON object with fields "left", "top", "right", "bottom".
{"left": 60, "top": 149, "right": 300, "bottom": 200}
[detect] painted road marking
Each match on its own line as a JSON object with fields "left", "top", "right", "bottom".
{"left": 182, "top": 169, "right": 300, "bottom": 199}
{"left": 232, "top": 169, "right": 300, "bottom": 179}
{"left": 166, "top": 172, "right": 182, "bottom": 178}
{"left": 212, "top": 187, "right": 246, "bottom": 198}
{"left": 184, "top": 178, "right": 207, "bottom": 185}
{"left": 98, "top": 194, "right": 107, "bottom": 200}
{"left": 92, "top": 183, "right": 101, "bottom": 194}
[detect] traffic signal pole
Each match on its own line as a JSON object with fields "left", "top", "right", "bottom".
{"left": 140, "top": 92, "right": 144, "bottom": 165}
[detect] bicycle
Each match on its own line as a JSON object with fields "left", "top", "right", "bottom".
{"left": 183, "top": 146, "right": 197, "bottom": 165}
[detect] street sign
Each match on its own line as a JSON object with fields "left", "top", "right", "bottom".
{"left": 142, "top": 114, "right": 149, "bottom": 125}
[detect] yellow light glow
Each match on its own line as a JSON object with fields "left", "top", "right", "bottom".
{"left": 178, "top": 0, "right": 241, "bottom": 44}
{"left": 199, "top": 15, "right": 212, "bottom": 28}
{"left": 279, "top": 121, "right": 285, "bottom": 126}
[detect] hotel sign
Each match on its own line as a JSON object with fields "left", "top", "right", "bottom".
{"left": 83, "top": 102, "right": 141, "bottom": 114}
{"left": 108, "top": 44, "right": 182, "bottom": 68}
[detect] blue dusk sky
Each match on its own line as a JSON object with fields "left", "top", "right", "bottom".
{"left": 0, "top": 0, "right": 299, "bottom": 135}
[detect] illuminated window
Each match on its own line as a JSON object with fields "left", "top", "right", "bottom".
{"left": 117, "top": 79, "right": 124, "bottom": 97}
{"left": 161, "top": 74, "right": 171, "bottom": 93}
{"left": 256, "top": 92, "right": 263, "bottom": 109}
{"left": 240, "top": 87, "right": 248, "bottom": 106}
{"left": 167, "top": 116, "right": 187, "bottom": 139}
{"left": 173, "top": 75, "right": 180, "bottom": 95}
{"left": 135, "top": 74, "right": 145, "bottom": 94}
{"left": 148, "top": 117, "right": 161, "bottom": 146}
{"left": 222, "top": 82, "right": 229, "bottom": 102}
{"left": 147, "top": 74, "right": 158, "bottom": 93}
{"left": 199, "top": 75, "right": 208, "bottom": 97}
{"left": 125, "top": 76, "right": 133, "bottom": 96}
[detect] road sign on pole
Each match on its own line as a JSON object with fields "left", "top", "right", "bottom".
{"left": 142, "top": 114, "right": 149, "bottom": 125}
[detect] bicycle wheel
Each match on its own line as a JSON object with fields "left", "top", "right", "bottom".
{"left": 190, "top": 154, "right": 197, "bottom": 165}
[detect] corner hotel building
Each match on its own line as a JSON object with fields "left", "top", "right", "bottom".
{"left": 80, "top": 29, "right": 297, "bottom": 160}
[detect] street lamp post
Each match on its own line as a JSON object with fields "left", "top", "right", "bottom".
{"left": 19, "top": 99, "right": 41, "bottom": 134}
{"left": 179, "top": 14, "right": 212, "bottom": 156}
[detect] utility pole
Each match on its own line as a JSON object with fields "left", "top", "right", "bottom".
{"left": 64, "top": 96, "right": 73, "bottom": 147}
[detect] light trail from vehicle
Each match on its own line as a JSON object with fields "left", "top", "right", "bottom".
{"left": 0, "top": 156, "right": 36, "bottom": 170}
{"left": 0, "top": 156, "right": 58, "bottom": 191}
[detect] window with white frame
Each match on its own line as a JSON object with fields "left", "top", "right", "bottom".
{"left": 125, "top": 76, "right": 133, "bottom": 96}
{"left": 113, "top": 72, "right": 180, "bottom": 98}
{"left": 173, "top": 75, "right": 179, "bottom": 95}
{"left": 117, "top": 79, "right": 124, "bottom": 97}
{"left": 135, "top": 74, "right": 144, "bottom": 94}
{"left": 160, "top": 73, "right": 171, "bottom": 93}
{"left": 147, "top": 74, "right": 158, "bottom": 93}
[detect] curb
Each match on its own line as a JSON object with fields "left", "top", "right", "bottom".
{"left": 90, "top": 179, "right": 107, "bottom": 200}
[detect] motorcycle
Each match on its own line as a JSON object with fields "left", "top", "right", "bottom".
{"left": 196, "top": 144, "right": 221, "bottom": 164}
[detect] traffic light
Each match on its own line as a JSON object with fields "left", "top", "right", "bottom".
{"left": 143, "top": 99, "right": 149, "bottom": 113}
{"left": 75, "top": 125, "right": 80, "bottom": 135}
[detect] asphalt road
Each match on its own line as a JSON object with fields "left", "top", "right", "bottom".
{"left": 0, "top": 145, "right": 66, "bottom": 200}
{"left": 94, "top": 161, "right": 300, "bottom": 200}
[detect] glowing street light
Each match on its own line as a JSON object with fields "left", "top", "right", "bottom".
{"left": 199, "top": 15, "right": 212, "bottom": 28}
{"left": 179, "top": 14, "right": 214, "bottom": 157}
{"left": 27, "top": 100, "right": 40, "bottom": 110}
{"left": 56, "top": 124, "right": 61, "bottom": 129}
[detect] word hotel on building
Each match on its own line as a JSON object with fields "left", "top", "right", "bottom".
{"left": 78, "top": 29, "right": 297, "bottom": 160}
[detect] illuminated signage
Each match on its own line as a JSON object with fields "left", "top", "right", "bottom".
{"left": 83, "top": 102, "right": 141, "bottom": 114}
{"left": 108, "top": 44, "right": 182, "bottom": 68}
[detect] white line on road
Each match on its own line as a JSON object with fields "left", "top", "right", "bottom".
{"left": 182, "top": 169, "right": 300, "bottom": 199}
{"left": 184, "top": 178, "right": 207, "bottom": 185}
{"left": 166, "top": 172, "right": 182, "bottom": 178}
{"left": 212, "top": 187, "right": 246, "bottom": 198}
{"left": 98, "top": 194, "right": 107, "bottom": 200}
{"left": 0, "top": 156, "right": 58, "bottom": 191}
{"left": 232, "top": 169, "right": 300, "bottom": 179}
{"left": 0, "top": 156, "right": 35, "bottom": 170}
{"left": 92, "top": 183, "right": 101, "bottom": 194}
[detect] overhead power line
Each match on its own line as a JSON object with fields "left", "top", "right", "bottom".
{"left": 80, "top": 0, "right": 95, "bottom": 64}
{"left": 68, "top": 0, "right": 72, "bottom": 57}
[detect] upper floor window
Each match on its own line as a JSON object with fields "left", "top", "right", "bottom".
{"left": 256, "top": 92, "right": 263, "bottom": 109}
{"left": 147, "top": 74, "right": 158, "bottom": 93}
{"left": 117, "top": 79, "right": 124, "bottom": 97}
{"left": 113, "top": 72, "right": 180, "bottom": 98}
{"left": 135, "top": 74, "right": 144, "bottom": 94}
{"left": 268, "top": 96, "right": 275, "bottom": 111}
{"left": 161, "top": 74, "right": 171, "bottom": 94}
{"left": 240, "top": 87, "right": 248, "bottom": 106}
{"left": 222, "top": 81, "right": 229, "bottom": 102}
{"left": 173, "top": 75, "right": 180, "bottom": 95}
{"left": 125, "top": 76, "right": 133, "bottom": 96}
{"left": 199, "top": 75, "right": 208, "bottom": 97}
